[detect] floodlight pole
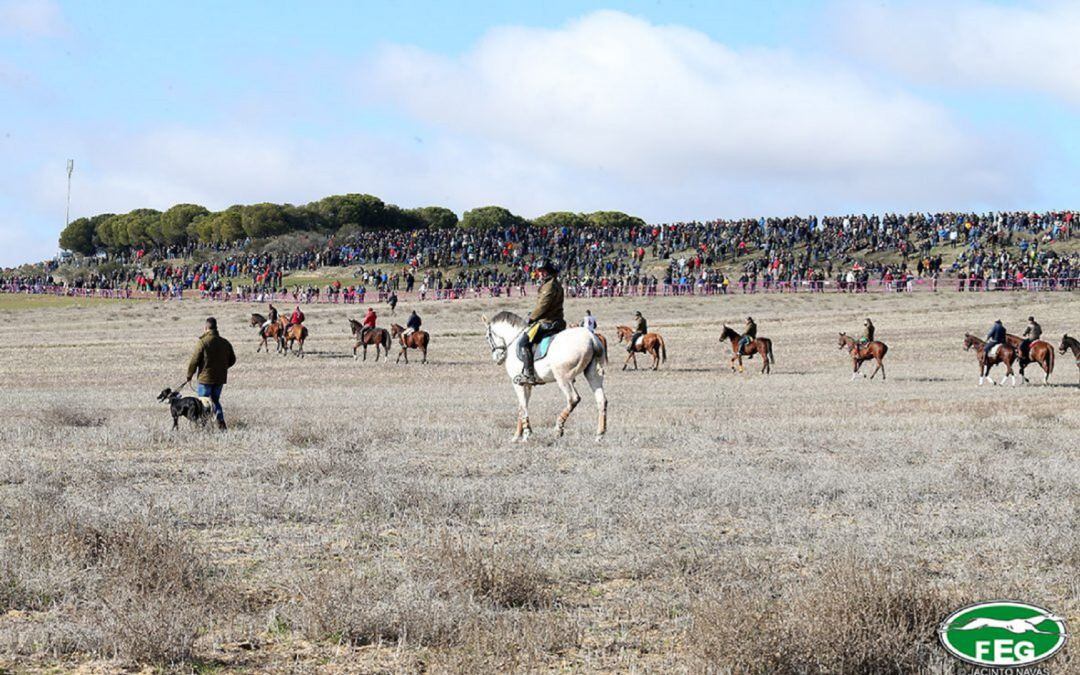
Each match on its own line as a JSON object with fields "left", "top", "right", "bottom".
{"left": 65, "top": 159, "right": 74, "bottom": 227}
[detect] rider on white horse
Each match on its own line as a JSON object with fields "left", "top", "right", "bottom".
{"left": 515, "top": 260, "right": 565, "bottom": 386}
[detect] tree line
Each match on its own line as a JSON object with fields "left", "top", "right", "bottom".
{"left": 57, "top": 193, "right": 646, "bottom": 256}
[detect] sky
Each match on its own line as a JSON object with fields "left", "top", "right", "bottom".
{"left": 2, "top": 0, "right": 1079, "bottom": 267}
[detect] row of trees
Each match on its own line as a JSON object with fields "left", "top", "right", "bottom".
{"left": 57, "top": 193, "right": 646, "bottom": 256}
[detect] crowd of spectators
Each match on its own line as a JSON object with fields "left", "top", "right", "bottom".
{"left": 3, "top": 209, "right": 1077, "bottom": 299}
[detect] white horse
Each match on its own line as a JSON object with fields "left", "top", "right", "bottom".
{"left": 483, "top": 311, "right": 608, "bottom": 441}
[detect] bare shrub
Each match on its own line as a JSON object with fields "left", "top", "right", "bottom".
{"left": 689, "top": 560, "right": 955, "bottom": 674}
{"left": 0, "top": 494, "right": 230, "bottom": 664}
{"left": 38, "top": 404, "right": 104, "bottom": 428}
{"left": 428, "top": 611, "right": 584, "bottom": 673}
{"left": 428, "top": 539, "right": 553, "bottom": 610}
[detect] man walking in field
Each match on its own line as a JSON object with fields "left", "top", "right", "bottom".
{"left": 186, "top": 317, "right": 237, "bottom": 430}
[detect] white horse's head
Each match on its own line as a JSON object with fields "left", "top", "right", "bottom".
{"left": 482, "top": 312, "right": 526, "bottom": 365}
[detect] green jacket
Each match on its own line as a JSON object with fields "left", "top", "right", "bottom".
{"left": 862, "top": 321, "right": 875, "bottom": 342}
{"left": 743, "top": 320, "right": 757, "bottom": 339}
{"left": 529, "top": 278, "right": 564, "bottom": 324}
{"left": 187, "top": 330, "right": 237, "bottom": 385}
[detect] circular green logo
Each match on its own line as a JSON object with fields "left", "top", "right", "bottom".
{"left": 938, "top": 601, "right": 1068, "bottom": 667}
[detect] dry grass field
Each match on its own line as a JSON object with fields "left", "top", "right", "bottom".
{"left": 0, "top": 290, "right": 1076, "bottom": 673}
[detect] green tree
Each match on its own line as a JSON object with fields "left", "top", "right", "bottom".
{"left": 58, "top": 217, "right": 97, "bottom": 255}
{"left": 586, "top": 211, "right": 647, "bottom": 229}
{"left": 241, "top": 203, "right": 290, "bottom": 239}
{"left": 308, "top": 193, "right": 388, "bottom": 231}
{"left": 408, "top": 206, "right": 458, "bottom": 229}
{"left": 117, "top": 209, "right": 162, "bottom": 247}
{"left": 533, "top": 211, "right": 588, "bottom": 229}
{"left": 460, "top": 205, "right": 526, "bottom": 229}
{"left": 160, "top": 204, "right": 209, "bottom": 245}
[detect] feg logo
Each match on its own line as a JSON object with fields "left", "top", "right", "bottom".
{"left": 938, "top": 601, "right": 1068, "bottom": 667}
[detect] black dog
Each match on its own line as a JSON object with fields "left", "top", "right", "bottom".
{"left": 157, "top": 388, "right": 213, "bottom": 429}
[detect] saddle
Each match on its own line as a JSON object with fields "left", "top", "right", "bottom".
{"left": 535, "top": 334, "right": 555, "bottom": 360}
{"left": 988, "top": 344, "right": 1002, "bottom": 359}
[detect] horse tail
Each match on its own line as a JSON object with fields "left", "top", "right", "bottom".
{"left": 1046, "top": 343, "right": 1054, "bottom": 376}
{"left": 767, "top": 339, "right": 775, "bottom": 364}
{"left": 382, "top": 330, "right": 391, "bottom": 352}
{"left": 658, "top": 335, "right": 667, "bottom": 363}
{"left": 590, "top": 333, "right": 607, "bottom": 374}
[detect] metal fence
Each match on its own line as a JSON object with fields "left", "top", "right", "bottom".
{"left": 2, "top": 277, "right": 1077, "bottom": 304}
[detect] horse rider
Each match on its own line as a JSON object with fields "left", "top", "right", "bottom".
{"left": 515, "top": 260, "right": 565, "bottom": 385}
{"left": 360, "top": 306, "right": 377, "bottom": 341}
{"left": 584, "top": 309, "right": 597, "bottom": 334}
{"left": 985, "top": 319, "right": 1006, "bottom": 356}
{"left": 404, "top": 309, "right": 422, "bottom": 337}
{"left": 627, "top": 311, "right": 647, "bottom": 352}
{"left": 739, "top": 316, "right": 757, "bottom": 353}
{"left": 262, "top": 303, "right": 279, "bottom": 337}
{"left": 860, "top": 317, "right": 875, "bottom": 345}
{"left": 185, "top": 317, "right": 236, "bottom": 431}
{"left": 1020, "top": 315, "right": 1041, "bottom": 361}
{"left": 288, "top": 305, "right": 305, "bottom": 334}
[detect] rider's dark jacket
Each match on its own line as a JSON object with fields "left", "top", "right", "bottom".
{"left": 530, "top": 277, "right": 564, "bottom": 324}
{"left": 407, "top": 313, "right": 422, "bottom": 331}
{"left": 987, "top": 322, "right": 1006, "bottom": 344}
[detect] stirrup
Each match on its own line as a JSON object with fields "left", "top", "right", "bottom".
{"left": 513, "top": 372, "right": 537, "bottom": 386}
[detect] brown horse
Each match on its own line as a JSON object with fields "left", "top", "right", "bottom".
{"left": 719, "top": 325, "right": 774, "bottom": 374}
{"left": 615, "top": 325, "right": 667, "bottom": 370}
{"left": 1004, "top": 333, "right": 1054, "bottom": 384}
{"left": 349, "top": 319, "right": 391, "bottom": 361}
{"left": 250, "top": 313, "right": 287, "bottom": 353}
{"left": 1060, "top": 334, "right": 1080, "bottom": 385}
{"left": 284, "top": 323, "right": 307, "bottom": 357}
{"left": 390, "top": 323, "right": 429, "bottom": 364}
{"left": 963, "top": 333, "right": 1016, "bottom": 386}
{"left": 838, "top": 333, "right": 888, "bottom": 380}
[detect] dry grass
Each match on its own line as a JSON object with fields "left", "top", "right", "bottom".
{"left": 0, "top": 291, "right": 1077, "bottom": 671}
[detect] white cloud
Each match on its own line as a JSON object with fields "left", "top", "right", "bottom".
{"left": 0, "top": 0, "right": 66, "bottom": 37}
{"left": 838, "top": 1, "right": 1080, "bottom": 106}
{"left": 365, "top": 10, "right": 1007, "bottom": 191}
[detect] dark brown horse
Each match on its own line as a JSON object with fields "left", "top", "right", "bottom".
{"left": 1060, "top": 334, "right": 1080, "bottom": 385}
{"left": 349, "top": 318, "right": 391, "bottom": 361}
{"left": 284, "top": 323, "right": 307, "bottom": 357}
{"left": 719, "top": 325, "right": 774, "bottom": 374}
{"left": 390, "top": 323, "right": 429, "bottom": 364}
{"left": 838, "top": 333, "right": 888, "bottom": 380}
{"left": 615, "top": 325, "right": 667, "bottom": 370}
{"left": 963, "top": 333, "right": 1016, "bottom": 386}
{"left": 1004, "top": 333, "right": 1054, "bottom": 384}
{"left": 250, "top": 313, "right": 287, "bottom": 353}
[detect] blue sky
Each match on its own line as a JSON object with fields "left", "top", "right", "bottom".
{"left": 2, "top": 0, "right": 1078, "bottom": 266}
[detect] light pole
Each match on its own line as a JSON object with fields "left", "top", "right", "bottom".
{"left": 65, "top": 159, "right": 74, "bottom": 227}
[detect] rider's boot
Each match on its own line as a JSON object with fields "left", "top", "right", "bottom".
{"left": 217, "top": 419, "right": 228, "bottom": 431}
{"left": 514, "top": 340, "right": 539, "bottom": 385}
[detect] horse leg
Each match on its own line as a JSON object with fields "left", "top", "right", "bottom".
{"left": 513, "top": 384, "right": 532, "bottom": 442}
{"left": 851, "top": 357, "right": 859, "bottom": 381}
{"left": 554, "top": 371, "right": 581, "bottom": 438}
{"left": 869, "top": 358, "right": 882, "bottom": 380}
{"left": 761, "top": 347, "right": 769, "bottom": 374}
{"left": 651, "top": 346, "right": 659, "bottom": 370}
{"left": 363, "top": 344, "right": 368, "bottom": 361}
{"left": 584, "top": 358, "right": 607, "bottom": 440}
{"left": 421, "top": 346, "right": 427, "bottom": 364}
{"left": 738, "top": 354, "right": 745, "bottom": 374}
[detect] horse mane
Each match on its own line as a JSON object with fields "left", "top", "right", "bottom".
{"left": 491, "top": 310, "right": 526, "bottom": 328}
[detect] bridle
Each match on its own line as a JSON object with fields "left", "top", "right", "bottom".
{"left": 486, "top": 321, "right": 525, "bottom": 365}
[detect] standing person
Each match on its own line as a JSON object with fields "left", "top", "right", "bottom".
{"left": 583, "top": 309, "right": 597, "bottom": 333}
{"left": 1020, "top": 315, "right": 1041, "bottom": 361}
{"left": 404, "top": 309, "right": 421, "bottom": 337}
{"left": 515, "top": 260, "right": 564, "bottom": 385}
{"left": 627, "top": 311, "right": 647, "bottom": 352}
{"left": 185, "top": 317, "right": 236, "bottom": 430}
{"left": 388, "top": 291, "right": 398, "bottom": 315}
{"left": 985, "top": 319, "right": 1006, "bottom": 356}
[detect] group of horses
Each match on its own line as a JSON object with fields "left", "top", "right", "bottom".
{"left": 962, "top": 332, "right": 1076, "bottom": 386}
{"left": 249, "top": 313, "right": 429, "bottom": 364}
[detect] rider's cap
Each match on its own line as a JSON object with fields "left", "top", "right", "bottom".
{"left": 1028, "top": 316, "right": 1035, "bottom": 321}
{"left": 635, "top": 310, "right": 641, "bottom": 316}
{"left": 538, "top": 259, "right": 558, "bottom": 274}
